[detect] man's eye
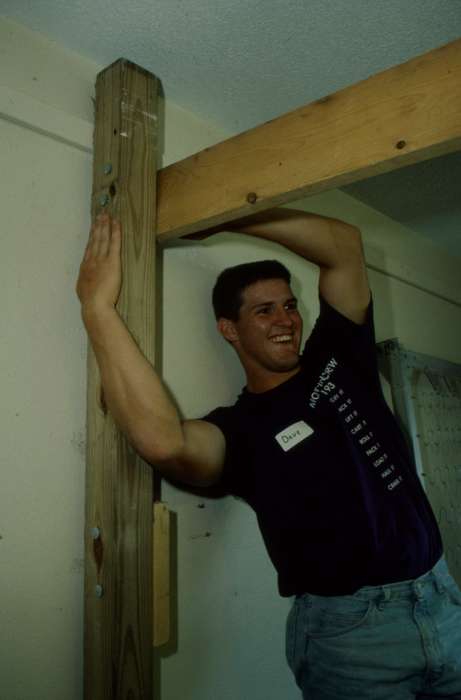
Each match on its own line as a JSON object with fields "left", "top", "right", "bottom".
{"left": 257, "top": 307, "right": 271, "bottom": 315}
{"left": 285, "top": 302, "right": 297, "bottom": 311}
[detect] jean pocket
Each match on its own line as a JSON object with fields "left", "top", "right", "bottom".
{"left": 286, "top": 599, "right": 310, "bottom": 683}
{"left": 306, "top": 595, "right": 373, "bottom": 639}
{"left": 286, "top": 602, "right": 299, "bottom": 671}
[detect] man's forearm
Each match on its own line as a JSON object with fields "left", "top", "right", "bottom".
{"left": 82, "top": 304, "right": 184, "bottom": 464}
{"left": 225, "top": 208, "right": 362, "bottom": 270}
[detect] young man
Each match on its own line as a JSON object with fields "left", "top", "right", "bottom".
{"left": 77, "top": 209, "right": 461, "bottom": 700}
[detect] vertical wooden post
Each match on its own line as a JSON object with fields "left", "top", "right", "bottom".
{"left": 85, "top": 59, "right": 159, "bottom": 700}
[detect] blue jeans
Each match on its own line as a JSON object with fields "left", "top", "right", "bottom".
{"left": 286, "top": 558, "right": 461, "bottom": 699}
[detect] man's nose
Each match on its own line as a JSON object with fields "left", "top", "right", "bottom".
{"left": 274, "top": 307, "right": 294, "bottom": 326}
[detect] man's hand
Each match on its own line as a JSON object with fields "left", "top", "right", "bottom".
{"left": 76, "top": 213, "right": 122, "bottom": 315}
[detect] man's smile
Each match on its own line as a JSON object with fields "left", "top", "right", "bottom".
{"left": 269, "top": 333, "right": 296, "bottom": 344}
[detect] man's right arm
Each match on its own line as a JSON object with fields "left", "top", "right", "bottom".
{"left": 76, "top": 213, "right": 225, "bottom": 487}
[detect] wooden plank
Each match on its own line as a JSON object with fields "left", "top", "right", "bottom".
{"left": 85, "top": 59, "right": 159, "bottom": 700}
{"left": 153, "top": 503, "right": 171, "bottom": 647}
{"left": 157, "top": 37, "right": 461, "bottom": 241}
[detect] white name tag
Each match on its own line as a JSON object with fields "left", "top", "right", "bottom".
{"left": 275, "top": 420, "right": 313, "bottom": 452}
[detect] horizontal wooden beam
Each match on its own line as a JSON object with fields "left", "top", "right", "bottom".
{"left": 157, "top": 37, "right": 461, "bottom": 242}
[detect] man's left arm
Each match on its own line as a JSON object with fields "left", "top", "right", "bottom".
{"left": 219, "top": 208, "right": 371, "bottom": 324}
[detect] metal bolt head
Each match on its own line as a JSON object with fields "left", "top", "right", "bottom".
{"left": 95, "top": 584, "right": 104, "bottom": 598}
{"left": 99, "top": 194, "right": 110, "bottom": 207}
{"left": 103, "top": 163, "right": 113, "bottom": 175}
{"left": 91, "top": 527, "right": 101, "bottom": 540}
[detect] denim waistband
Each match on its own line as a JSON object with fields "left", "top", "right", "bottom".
{"left": 351, "top": 556, "right": 450, "bottom": 602}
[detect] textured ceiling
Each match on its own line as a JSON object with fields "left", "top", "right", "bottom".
{"left": 2, "top": 0, "right": 461, "bottom": 255}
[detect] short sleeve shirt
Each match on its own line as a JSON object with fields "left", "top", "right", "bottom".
{"left": 204, "top": 296, "right": 443, "bottom": 596}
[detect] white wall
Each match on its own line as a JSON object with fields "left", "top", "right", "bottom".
{"left": 1, "top": 16, "right": 461, "bottom": 700}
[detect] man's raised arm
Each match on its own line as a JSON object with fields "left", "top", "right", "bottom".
{"left": 76, "top": 213, "right": 225, "bottom": 487}
{"left": 222, "top": 208, "right": 371, "bottom": 324}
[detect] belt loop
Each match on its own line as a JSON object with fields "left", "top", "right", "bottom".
{"left": 413, "top": 580, "right": 423, "bottom": 600}
{"left": 434, "top": 574, "right": 445, "bottom": 595}
{"left": 377, "top": 587, "right": 391, "bottom": 610}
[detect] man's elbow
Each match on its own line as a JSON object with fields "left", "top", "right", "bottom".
{"left": 342, "top": 222, "right": 362, "bottom": 243}
{"left": 338, "top": 223, "right": 364, "bottom": 262}
{"left": 136, "top": 439, "right": 219, "bottom": 487}
{"left": 132, "top": 429, "right": 186, "bottom": 468}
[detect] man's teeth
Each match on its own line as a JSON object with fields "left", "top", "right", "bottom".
{"left": 271, "top": 335, "right": 292, "bottom": 343}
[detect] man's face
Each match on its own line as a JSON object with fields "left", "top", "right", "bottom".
{"left": 220, "top": 278, "right": 303, "bottom": 376}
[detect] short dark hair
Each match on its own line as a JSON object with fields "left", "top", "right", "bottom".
{"left": 212, "top": 259, "right": 291, "bottom": 321}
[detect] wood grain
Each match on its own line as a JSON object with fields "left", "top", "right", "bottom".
{"left": 157, "top": 37, "right": 461, "bottom": 241}
{"left": 85, "top": 59, "right": 159, "bottom": 700}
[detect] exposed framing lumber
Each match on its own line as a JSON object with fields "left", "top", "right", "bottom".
{"left": 85, "top": 35, "right": 461, "bottom": 700}
{"left": 156, "top": 37, "right": 461, "bottom": 241}
{"left": 85, "top": 59, "right": 159, "bottom": 700}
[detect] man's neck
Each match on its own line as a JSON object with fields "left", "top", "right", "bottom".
{"left": 245, "top": 365, "right": 301, "bottom": 394}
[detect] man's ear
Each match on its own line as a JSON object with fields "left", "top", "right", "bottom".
{"left": 217, "top": 317, "right": 239, "bottom": 343}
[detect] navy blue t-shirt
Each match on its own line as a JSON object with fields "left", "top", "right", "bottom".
{"left": 204, "top": 296, "right": 443, "bottom": 596}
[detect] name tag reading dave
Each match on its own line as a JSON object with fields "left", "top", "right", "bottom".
{"left": 275, "top": 421, "right": 314, "bottom": 452}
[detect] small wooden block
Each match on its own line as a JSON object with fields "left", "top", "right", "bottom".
{"left": 153, "top": 502, "right": 171, "bottom": 647}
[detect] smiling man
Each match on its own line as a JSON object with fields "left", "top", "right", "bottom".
{"left": 77, "top": 208, "right": 461, "bottom": 700}
{"left": 215, "top": 269, "right": 303, "bottom": 389}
